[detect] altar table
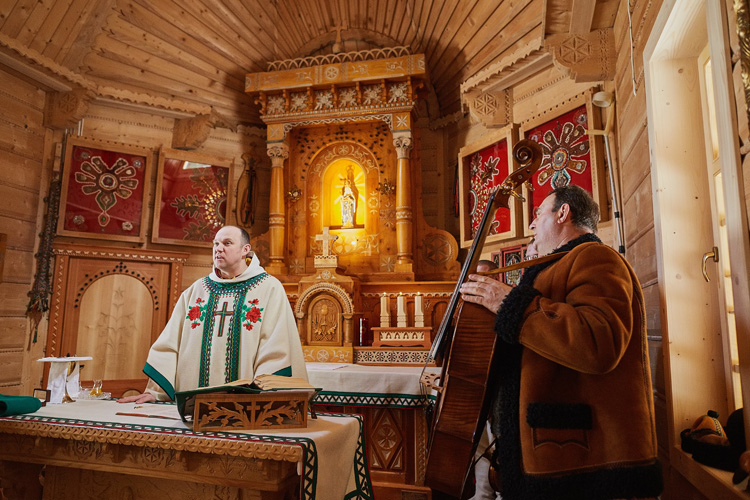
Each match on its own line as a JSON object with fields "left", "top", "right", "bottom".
{"left": 307, "top": 363, "right": 438, "bottom": 500}
{"left": 0, "top": 399, "right": 372, "bottom": 500}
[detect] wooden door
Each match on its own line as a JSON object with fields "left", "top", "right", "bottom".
{"left": 46, "top": 244, "right": 188, "bottom": 397}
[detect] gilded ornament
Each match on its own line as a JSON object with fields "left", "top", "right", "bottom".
{"left": 286, "top": 185, "right": 302, "bottom": 203}
{"left": 375, "top": 179, "right": 396, "bottom": 196}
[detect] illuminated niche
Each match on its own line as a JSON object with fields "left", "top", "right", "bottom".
{"left": 322, "top": 160, "right": 366, "bottom": 230}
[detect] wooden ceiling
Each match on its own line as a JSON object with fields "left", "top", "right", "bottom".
{"left": 0, "top": 0, "right": 619, "bottom": 126}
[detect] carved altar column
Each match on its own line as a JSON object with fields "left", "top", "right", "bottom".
{"left": 267, "top": 141, "right": 289, "bottom": 275}
{"left": 394, "top": 131, "right": 413, "bottom": 271}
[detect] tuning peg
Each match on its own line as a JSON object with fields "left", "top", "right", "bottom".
{"left": 510, "top": 190, "right": 526, "bottom": 202}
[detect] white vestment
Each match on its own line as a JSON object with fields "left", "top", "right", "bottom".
{"left": 143, "top": 255, "right": 307, "bottom": 400}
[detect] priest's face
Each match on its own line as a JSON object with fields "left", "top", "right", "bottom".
{"left": 213, "top": 226, "right": 251, "bottom": 277}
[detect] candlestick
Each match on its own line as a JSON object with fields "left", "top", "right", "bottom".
{"left": 380, "top": 293, "right": 390, "bottom": 328}
{"left": 397, "top": 292, "right": 407, "bottom": 327}
{"left": 415, "top": 292, "right": 424, "bottom": 327}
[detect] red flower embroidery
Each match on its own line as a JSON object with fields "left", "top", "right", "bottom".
{"left": 185, "top": 298, "right": 208, "bottom": 329}
{"left": 246, "top": 307, "right": 261, "bottom": 323}
{"left": 188, "top": 306, "right": 201, "bottom": 321}
{"left": 244, "top": 323, "right": 254, "bottom": 331}
{"left": 251, "top": 298, "right": 259, "bottom": 305}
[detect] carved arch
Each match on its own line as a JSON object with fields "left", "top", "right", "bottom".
{"left": 294, "top": 282, "right": 354, "bottom": 317}
{"left": 294, "top": 282, "right": 355, "bottom": 347}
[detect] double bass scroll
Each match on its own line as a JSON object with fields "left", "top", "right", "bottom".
{"left": 422, "top": 139, "right": 543, "bottom": 499}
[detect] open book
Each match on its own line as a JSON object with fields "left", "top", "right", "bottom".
{"left": 175, "top": 375, "right": 321, "bottom": 422}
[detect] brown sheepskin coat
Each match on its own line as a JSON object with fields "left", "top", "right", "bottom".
{"left": 492, "top": 234, "right": 662, "bottom": 500}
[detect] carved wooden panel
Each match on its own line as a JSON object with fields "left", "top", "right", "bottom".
{"left": 307, "top": 294, "right": 343, "bottom": 345}
{"left": 0, "top": 432, "right": 297, "bottom": 500}
{"left": 46, "top": 244, "right": 189, "bottom": 397}
{"left": 313, "top": 403, "right": 425, "bottom": 490}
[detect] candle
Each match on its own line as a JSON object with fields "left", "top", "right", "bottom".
{"left": 380, "top": 293, "right": 390, "bottom": 328}
{"left": 415, "top": 292, "right": 424, "bottom": 327}
{"left": 397, "top": 292, "right": 407, "bottom": 327}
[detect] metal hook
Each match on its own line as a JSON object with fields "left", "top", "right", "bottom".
{"left": 702, "top": 246, "right": 719, "bottom": 282}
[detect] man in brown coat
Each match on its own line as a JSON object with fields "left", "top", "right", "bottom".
{"left": 461, "top": 185, "right": 662, "bottom": 499}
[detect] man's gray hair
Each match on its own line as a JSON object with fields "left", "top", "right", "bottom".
{"left": 550, "top": 185, "right": 600, "bottom": 232}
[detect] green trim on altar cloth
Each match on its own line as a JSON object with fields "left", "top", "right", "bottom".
{"left": 343, "top": 412, "right": 374, "bottom": 500}
{"left": 2, "top": 404, "right": 372, "bottom": 500}
{"left": 144, "top": 362, "right": 175, "bottom": 400}
{"left": 314, "top": 391, "right": 431, "bottom": 408}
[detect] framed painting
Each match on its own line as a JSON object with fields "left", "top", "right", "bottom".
{"left": 457, "top": 124, "right": 520, "bottom": 248}
{"left": 501, "top": 245, "right": 525, "bottom": 286}
{"left": 57, "top": 137, "right": 152, "bottom": 243}
{"left": 153, "top": 148, "right": 234, "bottom": 247}
{"left": 490, "top": 251, "right": 501, "bottom": 269}
{"left": 521, "top": 92, "right": 607, "bottom": 235}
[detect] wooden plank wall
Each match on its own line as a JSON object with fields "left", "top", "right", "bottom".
{"left": 612, "top": 0, "right": 667, "bottom": 459}
{"left": 0, "top": 66, "right": 49, "bottom": 395}
{"left": 612, "top": 1, "right": 709, "bottom": 498}
{"left": 51, "top": 102, "right": 268, "bottom": 287}
{"left": 0, "top": 73, "right": 268, "bottom": 394}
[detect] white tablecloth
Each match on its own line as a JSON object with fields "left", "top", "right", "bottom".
{"left": 306, "top": 362, "right": 439, "bottom": 407}
{"left": 2, "top": 399, "right": 372, "bottom": 500}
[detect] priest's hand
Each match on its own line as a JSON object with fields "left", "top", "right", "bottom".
{"left": 460, "top": 274, "right": 511, "bottom": 314}
{"left": 117, "top": 393, "right": 156, "bottom": 404}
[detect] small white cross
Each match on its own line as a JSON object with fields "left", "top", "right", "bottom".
{"left": 315, "top": 227, "right": 339, "bottom": 256}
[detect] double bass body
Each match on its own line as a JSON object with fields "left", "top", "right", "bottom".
{"left": 423, "top": 140, "right": 543, "bottom": 499}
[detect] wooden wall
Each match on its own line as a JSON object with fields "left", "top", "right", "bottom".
{"left": 0, "top": 67, "right": 50, "bottom": 396}
{"left": 72, "top": 104, "right": 268, "bottom": 285}
{"left": 611, "top": 0, "right": 673, "bottom": 488}
{"left": 444, "top": 66, "right": 616, "bottom": 262}
{"left": 440, "top": 1, "right": 714, "bottom": 497}
{"left": 0, "top": 66, "right": 269, "bottom": 395}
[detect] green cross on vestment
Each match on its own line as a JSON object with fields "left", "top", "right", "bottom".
{"left": 214, "top": 301, "right": 233, "bottom": 337}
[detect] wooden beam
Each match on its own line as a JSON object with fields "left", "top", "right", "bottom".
{"left": 1, "top": 0, "right": 38, "bottom": 39}
{"left": 27, "top": 0, "right": 71, "bottom": 55}
{"left": 12, "top": 0, "right": 53, "bottom": 46}
{"left": 83, "top": 52, "right": 248, "bottom": 112}
{"left": 59, "top": 0, "right": 116, "bottom": 70}
{"left": 104, "top": 15, "right": 245, "bottom": 90}
{"left": 0, "top": 233, "right": 7, "bottom": 284}
{"left": 172, "top": 111, "right": 239, "bottom": 150}
{"left": 41, "top": 0, "right": 95, "bottom": 61}
{"left": 570, "top": 0, "right": 597, "bottom": 34}
{"left": 545, "top": 27, "right": 616, "bottom": 82}
{"left": 44, "top": 89, "right": 91, "bottom": 130}
{"left": 431, "top": 0, "right": 539, "bottom": 87}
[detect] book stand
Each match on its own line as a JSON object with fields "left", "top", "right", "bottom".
{"left": 191, "top": 392, "right": 309, "bottom": 432}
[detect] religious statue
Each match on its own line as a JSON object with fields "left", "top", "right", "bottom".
{"left": 339, "top": 165, "right": 359, "bottom": 227}
{"left": 311, "top": 299, "right": 338, "bottom": 342}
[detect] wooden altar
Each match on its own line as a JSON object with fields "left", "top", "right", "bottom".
{"left": 307, "top": 363, "right": 439, "bottom": 500}
{"left": 244, "top": 47, "right": 460, "bottom": 365}
{"left": 242, "top": 49, "right": 463, "bottom": 500}
{"left": 0, "top": 400, "right": 371, "bottom": 500}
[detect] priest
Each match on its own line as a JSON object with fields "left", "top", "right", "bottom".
{"left": 119, "top": 225, "right": 307, "bottom": 404}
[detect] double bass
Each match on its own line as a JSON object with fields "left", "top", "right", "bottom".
{"left": 422, "top": 139, "right": 543, "bottom": 499}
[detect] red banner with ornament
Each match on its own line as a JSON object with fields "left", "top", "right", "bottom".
{"left": 157, "top": 158, "right": 228, "bottom": 243}
{"left": 62, "top": 144, "right": 147, "bottom": 237}
{"left": 525, "top": 105, "right": 594, "bottom": 218}
{"left": 467, "top": 137, "right": 511, "bottom": 239}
